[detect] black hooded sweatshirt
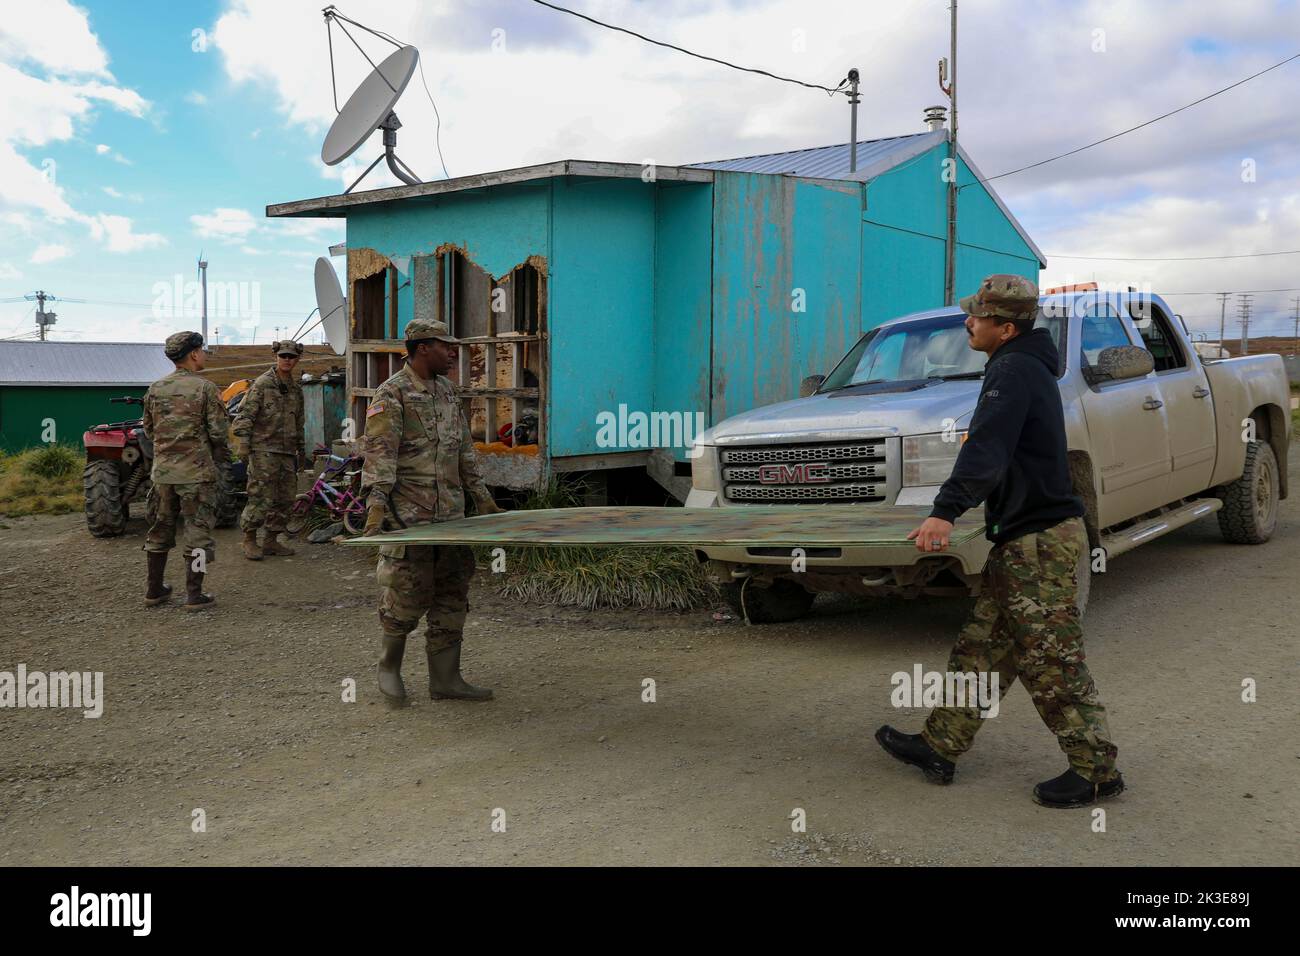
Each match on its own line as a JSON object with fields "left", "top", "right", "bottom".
{"left": 929, "top": 327, "right": 1084, "bottom": 544}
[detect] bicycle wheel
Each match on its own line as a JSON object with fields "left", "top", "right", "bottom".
{"left": 341, "top": 503, "right": 367, "bottom": 537}
{"left": 284, "top": 493, "right": 313, "bottom": 535}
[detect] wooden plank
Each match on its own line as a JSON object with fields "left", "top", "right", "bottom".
{"left": 343, "top": 504, "right": 986, "bottom": 548}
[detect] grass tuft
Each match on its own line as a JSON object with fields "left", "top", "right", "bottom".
{"left": 0, "top": 446, "right": 83, "bottom": 517}
{"left": 473, "top": 478, "right": 717, "bottom": 611}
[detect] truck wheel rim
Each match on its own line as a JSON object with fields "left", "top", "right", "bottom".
{"left": 1256, "top": 455, "right": 1276, "bottom": 527}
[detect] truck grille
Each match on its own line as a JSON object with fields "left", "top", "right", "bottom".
{"left": 720, "top": 441, "right": 889, "bottom": 504}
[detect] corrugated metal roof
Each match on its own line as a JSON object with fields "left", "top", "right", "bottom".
{"left": 685, "top": 132, "right": 939, "bottom": 179}
{"left": 0, "top": 341, "right": 175, "bottom": 386}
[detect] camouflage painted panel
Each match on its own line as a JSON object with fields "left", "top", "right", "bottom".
{"left": 343, "top": 505, "right": 986, "bottom": 549}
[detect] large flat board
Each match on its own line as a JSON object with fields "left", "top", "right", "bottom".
{"left": 342, "top": 505, "right": 985, "bottom": 549}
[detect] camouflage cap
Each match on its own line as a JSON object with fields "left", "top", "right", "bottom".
{"left": 164, "top": 330, "right": 204, "bottom": 361}
{"left": 274, "top": 339, "right": 304, "bottom": 357}
{"left": 960, "top": 274, "right": 1040, "bottom": 320}
{"left": 403, "top": 319, "right": 458, "bottom": 344}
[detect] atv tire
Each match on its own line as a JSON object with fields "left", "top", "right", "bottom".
{"left": 215, "top": 460, "right": 242, "bottom": 529}
{"left": 84, "top": 459, "right": 126, "bottom": 538}
{"left": 720, "top": 578, "right": 815, "bottom": 624}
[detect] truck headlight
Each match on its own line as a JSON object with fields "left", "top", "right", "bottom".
{"left": 902, "top": 431, "right": 967, "bottom": 486}
{"left": 690, "top": 442, "right": 719, "bottom": 492}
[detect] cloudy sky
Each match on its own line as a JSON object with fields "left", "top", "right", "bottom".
{"left": 1, "top": 0, "right": 1298, "bottom": 344}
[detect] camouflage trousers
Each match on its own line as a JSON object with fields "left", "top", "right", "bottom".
{"left": 239, "top": 451, "right": 296, "bottom": 533}
{"left": 144, "top": 482, "right": 217, "bottom": 565}
{"left": 921, "top": 517, "right": 1118, "bottom": 782}
{"left": 376, "top": 542, "right": 476, "bottom": 652}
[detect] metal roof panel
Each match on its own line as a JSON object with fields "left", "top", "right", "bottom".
{"left": 0, "top": 341, "right": 174, "bottom": 386}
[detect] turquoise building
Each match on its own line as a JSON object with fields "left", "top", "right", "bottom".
{"left": 269, "top": 124, "right": 1043, "bottom": 497}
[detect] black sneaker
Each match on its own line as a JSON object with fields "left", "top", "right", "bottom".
{"left": 875, "top": 725, "right": 955, "bottom": 785}
{"left": 1032, "top": 768, "right": 1126, "bottom": 808}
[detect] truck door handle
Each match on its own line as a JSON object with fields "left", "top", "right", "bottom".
{"left": 1193, "top": 386, "right": 1210, "bottom": 398}
{"left": 1143, "top": 397, "right": 1164, "bottom": 410}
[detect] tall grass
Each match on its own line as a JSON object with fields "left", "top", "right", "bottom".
{"left": 0, "top": 446, "right": 83, "bottom": 517}
{"left": 475, "top": 477, "right": 718, "bottom": 611}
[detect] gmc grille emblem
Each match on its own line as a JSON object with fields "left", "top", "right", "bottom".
{"left": 757, "top": 463, "right": 830, "bottom": 484}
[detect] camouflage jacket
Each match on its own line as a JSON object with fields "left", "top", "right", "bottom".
{"left": 142, "top": 368, "right": 230, "bottom": 484}
{"left": 360, "top": 362, "right": 491, "bottom": 524}
{"left": 231, "top": 367, "right": 305, "bottom": 458}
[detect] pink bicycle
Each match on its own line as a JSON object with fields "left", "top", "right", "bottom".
{"left": 285, "top": 454, "right": 368, "bottom": 536}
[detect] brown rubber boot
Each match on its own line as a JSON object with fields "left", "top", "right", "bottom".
{"left": 427, "top": 640, "right": 493, "bottom": 701}
{"left": 241, "top": 530, "right": 263, "bottom": 561}
{"left": 261, "top": 531, "right": 295, "bottom": 556}
{"left": 184, "top": 567, "right": 215, "bottom": 611}
{"left": 144, "top": 551, "right": 172, "bottom": 606}
{"left": 377, "top": 635, "right": 408, "bottom": 707}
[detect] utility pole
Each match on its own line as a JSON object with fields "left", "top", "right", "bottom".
{"left": 1292, "top": 296, "right": 1299, "bottom": 357}
{"left": 25, "top": 290, "right": 57, "bottom": 341}
{"left": 1216, "top": 292, "right": 1229, "bottom": 353}
{"left": 847, "top": 68, "right": 860, "bottom": 172}
{"left": 943, "top": 0, "right": 958, "bottom": 305}
{"left": 1236, "top": 294, "right": 1253, "bottom": 356}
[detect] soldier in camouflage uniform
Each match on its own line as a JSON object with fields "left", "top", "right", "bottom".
{"left": 141, "top": 331, "right": 229, "bottom": 610}
{"left": 877, "top": 275, "right": 1123, "bottom": 808}
{"left": 232, "top": 340, "right": 306, "bottom": 560}
{"left": 360, "top": 319, "right": 504, "bottom": 707}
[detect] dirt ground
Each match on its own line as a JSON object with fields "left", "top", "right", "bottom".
{"left": 1, "top": 450, "right": 1297, "bottom": 867}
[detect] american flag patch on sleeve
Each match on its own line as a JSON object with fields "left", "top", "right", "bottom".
{"left": 366, "top": 401, "right": 387, "bottom": 417}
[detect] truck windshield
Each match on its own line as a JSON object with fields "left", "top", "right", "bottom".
{"left": 819, "top": 311, "right": 1065, "bottom": 391}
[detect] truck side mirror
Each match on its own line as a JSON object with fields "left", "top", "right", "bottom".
{"left": 1086, "top": 345, "right": 1155, "bottom": 385}
{"left": 799, "top": 374, "right": 826, "bottom": 398}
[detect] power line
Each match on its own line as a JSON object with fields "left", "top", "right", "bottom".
{"left": 973, "top": 50, "right": 1300, "bottom": 186}
{"left": 1155, "top": 286, "right": 1300, "bottom": 296}
{"left": 1048, "top": 248, "right": 1300, "bottom": 262}
{"left": 530, "top": 0, "right": 849, "bottom": 96}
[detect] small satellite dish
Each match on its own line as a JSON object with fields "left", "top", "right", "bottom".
{"left": 321, "top": 44, "right": 421, "bottom": 193}
{"left": 314, "top": 257, "right": 347, "bottom": 356}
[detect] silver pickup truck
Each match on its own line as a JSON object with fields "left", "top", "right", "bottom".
{"left": 686, "top": 291, "right": 1291, "bottom": 622}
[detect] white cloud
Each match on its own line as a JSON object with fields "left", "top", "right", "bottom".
{"left": 191, "top": 206, "right": 259, "bottom": 240}
{"left": 87, "top": 213, "right": 166, "bottom": 253}
{"left": 0, "top": 1, "right": 151, "bottom": 249}
{"left": 30, "top": 242, "right": 70, "bottom": 263}
{"left": 0, "top": 261, "right": 21, "bottom": 279}
{"left": 191, "top": 204, "right": 342, "bottom": 248}
{"left": 184, "top": 91, "right": 208, "bottom": 106}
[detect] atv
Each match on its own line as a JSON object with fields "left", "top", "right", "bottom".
{"left": 82, "top": 395, "right": 244, "bottom": 538}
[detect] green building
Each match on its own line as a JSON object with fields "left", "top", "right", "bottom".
{"left": 0, "top": 341, "right": 173, "bottom": 453}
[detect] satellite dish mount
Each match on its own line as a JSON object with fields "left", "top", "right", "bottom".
{"left": 321, "top": 8, "right": 422, "bottom": 194}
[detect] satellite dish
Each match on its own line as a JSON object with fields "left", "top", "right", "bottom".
{"left": 322, "top": 44, "right": 421, "bottom": 193}
{"left": 314, "top": 257, "right": 347, "bottom": 356}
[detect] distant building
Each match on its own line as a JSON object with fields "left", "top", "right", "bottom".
{"left": 0, "top": 341, "right": 173, "bottom": 452}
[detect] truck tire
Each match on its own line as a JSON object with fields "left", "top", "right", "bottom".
{"left": 84, "top": 459, "right": 126, "bottom": 538}
{"left": 720, "top": 578, "right": 815, "bottom": 624}
{"left": 215, "top": 461, "right": 241, "bottom": 529}
{"left": 1217, "top": 440, "right": 1279, "bottom": 544}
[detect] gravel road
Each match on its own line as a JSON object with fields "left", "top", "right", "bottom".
{"left": 1, "top": 448, "right": 1296, "bottom": 866}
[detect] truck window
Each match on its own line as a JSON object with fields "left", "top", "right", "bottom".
{"left": 1079, "top": 306, "right": 1132, "bottom": 366}
{"left": 1129, "top": 304, "right": 1186, "bottom": 372}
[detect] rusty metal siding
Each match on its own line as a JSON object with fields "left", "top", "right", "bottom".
{"left": 709, "top": 172, "right": 864, "bottom": 424}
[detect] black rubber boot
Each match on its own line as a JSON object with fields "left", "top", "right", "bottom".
{"left": 875, "top": 725, "right": 956, "bottom": 784}
{"left": 1032, "top": 768, "right": 1125, "bottom": 808}
{"left": 377, "top": 635, "right": 408, "bottom": 707}
{"left": 144, "top": 551, "right": 172, "bottom": 606}
{"left": 183, "top": 567, "right": 214, "bottom": 611}
{"left": 427, "top": 641, "right": 493, "bottom": 701}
